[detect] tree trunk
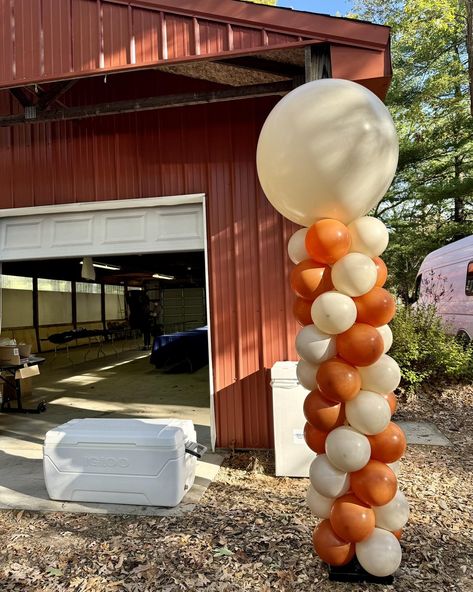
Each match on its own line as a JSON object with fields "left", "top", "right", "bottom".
{"left": 464, "top": 0, "right": 473, "bottom": 117}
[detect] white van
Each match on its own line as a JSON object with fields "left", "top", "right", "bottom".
{"left": 415, "top": 235, "right": 473, "bottom": 342}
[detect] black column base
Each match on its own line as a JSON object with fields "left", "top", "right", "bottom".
{"left": 328, "top": 558, "right": 394, "bottom": 584}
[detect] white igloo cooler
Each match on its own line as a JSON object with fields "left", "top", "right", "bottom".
{"left": 43, "top": 418, "right": 206, "bottom": 507}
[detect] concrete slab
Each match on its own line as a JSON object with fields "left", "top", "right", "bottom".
{"left": 0, "top": 347, "right": 222, "bottom": 516}
{"left": 396, "top": 420, "right": 452, "bottom": 446}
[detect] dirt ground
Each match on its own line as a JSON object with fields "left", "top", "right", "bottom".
{"left": 0, "top": 382, "right": 472, "bottom": 592}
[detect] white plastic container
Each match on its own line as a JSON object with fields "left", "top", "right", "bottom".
{"left": 272, "top": 361, "right": 315, "bottom": 477}
{"left": 43, "top": 418, "right": 203, "bottom": 507}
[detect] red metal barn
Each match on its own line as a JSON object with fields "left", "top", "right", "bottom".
{"left": 0, "top": 0, "right": 392, "bottom": 448}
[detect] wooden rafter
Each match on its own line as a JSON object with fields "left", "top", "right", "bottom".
{"left": 0, "top": 80, "right": 293, "bottom": 127}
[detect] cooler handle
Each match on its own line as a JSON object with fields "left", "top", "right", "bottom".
{"left": 185, "top": 441, "right": 207, "bottom": 459}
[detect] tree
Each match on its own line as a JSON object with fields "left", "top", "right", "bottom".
{"left": 352, "top": 0, "right": 473, "bottom": 300}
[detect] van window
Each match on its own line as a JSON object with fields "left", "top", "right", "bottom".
{"left": 466, "top": 261, "right": 473, "bottom": 296}
{"left": 414, "top": 274, "right": 422, "bottom": 301}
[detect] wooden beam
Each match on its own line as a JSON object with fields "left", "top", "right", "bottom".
{"left": 305, "top": 43, "right": 332, "bottom": 82}
{"left": 216, "top": 56, "right": 304, "bottom": 79}
{"left": 9, "top": 87, "right": 34, "bottom": 108}
{"left": 37, "top": 80, "right": 76, "bottom": 110}
{"left": 0, "top": 80, "right": 293, "bottom": 127}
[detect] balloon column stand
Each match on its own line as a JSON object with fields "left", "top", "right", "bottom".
{"left": 328, "top": 557, "right": 394, "bottom": 584}
{"left": 257, "top": 79, "right": 409, "bottom": 581}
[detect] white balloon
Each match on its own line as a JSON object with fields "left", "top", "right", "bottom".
{"left": 295, "top": 325, "right": 336, "bottom": 365}
{"left": 374, "top": 489, "right": 410, "bottom": 531}
{"left": 311, "top": 291, "right": 357, "bottom": 335}
{"left": 309, "top": 454, "right": 350, "bottom": 499}
{"left": 325, "top": 426, "right": 371, "bottom": 472}
{"left": 331, "top": 253, "right": 377, "bottom": 297}
{"left": 356, "top": 528, "right": 402, "bottom": 577}
{"left": 348, "top": 216, "right": 390, "bottom": 257}
{"left": 345, "top": 390, "right": 392, "bottom": 435}
{"left": 306, "top": 484, "right": 334, "bottom": 519}
{"left": 296, "top": 359, "right": 319, "bottom": 391}
{"left": 376, "top": 324, "right": 393, "bottom": 353}
{"left": 288, "top": 228, "right": 309, "bottom": 264}
{"left": 256, "top": 79, "right": 398, "bottom": 227}
{"left": 358, "top": 354, "right": 401, "bottom": 393}
{"left": 388, "top": 461, "right": 400, "bottom": 476}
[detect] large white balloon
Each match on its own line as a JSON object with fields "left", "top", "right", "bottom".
{"left": 306, "top": 485, "right": 334, "bottom": 519}
{"left": 311, "top": 291, "right": 357, "bottom": 335}
{"left": 348, "top": 216, "right": 390, "bottom": 257}
{"left": 295, "top": 325, "right": 336, "bottom": 365}
{"left": 356, "top": 528, "right": 402, "bottom": 577}
{"left": 345, "top": 390, "right": 392, "bottom": 435}
{"left": 331, "top": 253, "right": 377, "bottom": 297}
{"left": 309, "top": 454, "right": 350, "bottom": 499}
{"left": 296, "top": 359, "right": 319, "bottom": 391}
{"left": 288, "top": 228, "right": 309, "bottom": 264}
{"left": 256, "top": 79, "right": 398, "bottom": 227}
{"left": 358, "top": 354, "right": 401, "bottom": 393}
{"left": 374, "top": 489, "right": 410, "bottom": 531}
{"left": 325, "top": 426, "right": 371, "bottom": 472}
{"left": 377, "top": 324, "right": 393, "bottom": 353}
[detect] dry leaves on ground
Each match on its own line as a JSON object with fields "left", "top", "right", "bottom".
{"left": 0, "top": 383, "right": 472, "bottom": 591}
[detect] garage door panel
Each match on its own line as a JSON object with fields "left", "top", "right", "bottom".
{"left": 0, "top": 199, "right": 204, "bottom": 261}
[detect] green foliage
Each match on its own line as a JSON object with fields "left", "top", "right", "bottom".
{"left": 390, "top": 304, "right": 473, "bottom": 393}
{"left": 353, "top": 0, "right": 473, "bottom": 300}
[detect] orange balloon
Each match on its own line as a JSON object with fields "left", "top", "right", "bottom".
{"left": 336, "top": 323, "right": 384, "bottom": 367}
{"left": 293, "top": 297, "right": 313, "bottom": 326}
{"left": 367, "top": 422, "right": 407, "bottom": 464}
{"left": 330, "top": 493, "right": 375, "bottom": 543}
{"left": 290, "top": 259, "right": 333, "bottom": 300}
{"left": 303, "top": 388, "right": 346, "bottom": 432}
{"left": 392, "top": 529, "right": 403, "bottom": 540}
{"left": 381, "top": 391, "right": 397, "bottom": 415}
{"left": 313, "top": 520, "right": 355, "bottom": 566}
{"left": 353, "top": 287, "right": 396, "bottom": 327}
{"left": 316, "top": 358, "right": 361, "bottom": 403}
{"left": 373, "top": 256, "right": 388, "bottom": 288}
{"left": 304, "top": 422, "right": 328, "bottom": 454}
{"left": 305, "top": 219, "right": 351, "bottom": 265}
{"left": 350, "top": 460, "right": 397, "bottom": 507}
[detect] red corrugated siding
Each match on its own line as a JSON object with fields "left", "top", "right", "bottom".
{"left": 0, "top": 78, "right": 301, "bottom": 448}
{"left": 0, "top": 0, "right": 312, "bottom": 89}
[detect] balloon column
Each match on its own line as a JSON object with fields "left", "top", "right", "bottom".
{"left": 257, "top": 79, "right": 408, "bottom": 578}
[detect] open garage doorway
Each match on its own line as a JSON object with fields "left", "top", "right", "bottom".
{"left": 0, "top": 196, "right": 215, "bottom": 510}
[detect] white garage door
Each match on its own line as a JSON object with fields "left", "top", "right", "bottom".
{"left": 0, "top": 195, "right": 205, "bottom": 261}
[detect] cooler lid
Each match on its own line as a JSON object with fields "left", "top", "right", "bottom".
{"left": 44, "top": 418, "right": 191, "bottom": 449}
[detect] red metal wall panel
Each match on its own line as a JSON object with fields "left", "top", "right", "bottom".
{"left": 0, "top": 0, "right": 14, "bottom": 83}
{"left": 42, "top": 0, "right": 73, "bottom": 76}
{"left": 103, "top": 3, "right": 129, "bottom": 69}
{"left": 0, "top": 80, "right": 302, "bottom": 448}
{"left": 72, "top": 0, "right": 100, "bottom": 73}
{"left": 133, "top": 8, "right": 162, "bottom": 64}
{"left": 13, "top": 0, "right": 42, "bottom": 81}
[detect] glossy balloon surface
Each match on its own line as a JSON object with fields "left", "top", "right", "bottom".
{"left": 337, "top": 323, "right": 384, "bottom": 367}
{"left": 330, "top": 493, "right": 376, "bottom": 543}
{"left": 356, "top": 528, "right": 402, "bottom": 577}
{"left": 317, "top": 358, "right": 362, "bottom": 403}
{"left": 313, "top": 520, "right": 356, "bottom": 566}
{"left": 351, "top": 460, "right": 397, "bottom": 506}
{"left": 256, "top": 79, "right": 399, "bottom": 226}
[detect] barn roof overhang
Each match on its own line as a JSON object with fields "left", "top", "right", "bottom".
{"left": 0, "top": 0, "right": 392, "bottom": 126}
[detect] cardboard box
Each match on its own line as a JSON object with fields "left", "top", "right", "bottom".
{"left": 15, "top": 364, "right": 40, "bottom": 380}
{"left": 0, "top": 346, "right": 20, "bottom": 366}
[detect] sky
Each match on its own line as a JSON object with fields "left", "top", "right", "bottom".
{"left": 277, "top": 0, "right": 354, "bottom": 16}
